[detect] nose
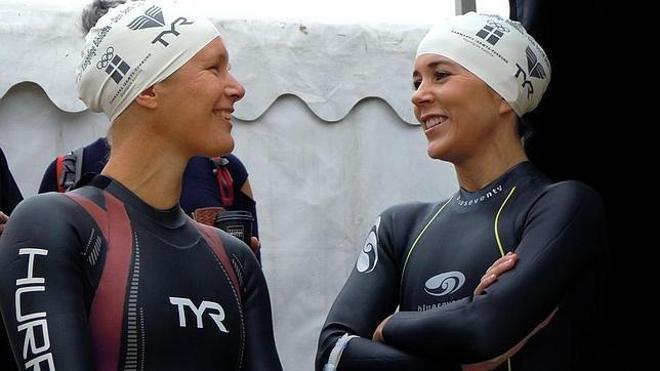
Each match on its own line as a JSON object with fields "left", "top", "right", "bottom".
{"left": 226, "top": 72, "right": 246, "bottom": 103}
{"left": 411, "top": 81, "right": 432, "bottom": 107}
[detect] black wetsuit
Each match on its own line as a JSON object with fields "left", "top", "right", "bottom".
{"left": 0, "top": 176, "right": 281, "bottom": 371}
{"left": 1, "top": 146, "right": 24, "bottom": 371}
{"left": 317, "top": 162, "right": 607, "bottom": 371}
{"left": 0, "top": 147, "right": 22, "bottom": 215}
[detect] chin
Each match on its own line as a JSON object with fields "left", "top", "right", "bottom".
{"left": 216, "top": 139, "right": 235, "bottom": 156}
{"left": 427, "top": 146, "right": 454, "bottom": 162}
{"left": 199, "top": 138, "right": 234, "bottom": 157}
{"left": 426, "top": 144, "right": 443, "bottom": 160}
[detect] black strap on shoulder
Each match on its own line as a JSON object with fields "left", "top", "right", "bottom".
{"left": 56, "top": 146, "right": 85, "bottom": 193}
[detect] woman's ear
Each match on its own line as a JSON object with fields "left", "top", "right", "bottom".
{"left": 135, "top": 86, "right": 158, "bottom": 109}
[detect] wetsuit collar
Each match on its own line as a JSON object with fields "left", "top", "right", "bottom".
{"left": 455, "top": 161, "right": 536, "bottom": 208}
{"left": 89, "top": 175, "right": 188, "bottom": 229}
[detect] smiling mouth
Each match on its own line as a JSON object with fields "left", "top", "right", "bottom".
{"left": 423, "top": 116, "right": 447, "bottom": 131}
{"left": 213, "top": 110, "right": 233, "bottom": 121}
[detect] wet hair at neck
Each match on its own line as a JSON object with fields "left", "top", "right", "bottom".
{"left": 80, "top": 0, "right": 140, "bottom": 34}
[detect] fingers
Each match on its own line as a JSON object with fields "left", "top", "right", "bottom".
{"left": 0, "top": 211, "right": 7, "bottom": 235}
{"left": 372, "top": 315, "right": 392, "bottom": 343}
{"left": 250, "top": 237, "right": 261, "bottom": 255}
{"left": 372, "top": 324, "right": 384, "bottom": 343}
{"left": 473, "top": 252, "right": 518, "bottom": 295}
{"left": 485, "top": 252, "right": 518, "bottom": 278}
{"left": 473, "top": 274, "right": 496, "bottom": 296}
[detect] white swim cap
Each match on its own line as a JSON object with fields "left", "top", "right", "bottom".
{"left": 77, "top": 1, "right": 220, "bottom": 121}
{"left": 417, "top": 12, "right": 551, "bottom": 116}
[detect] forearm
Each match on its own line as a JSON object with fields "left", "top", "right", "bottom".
{"left": 320, "top": 333, "right": 459, "bottom": 371}
{"left": 382, "top": 185, "right": 608, "bottom": 362}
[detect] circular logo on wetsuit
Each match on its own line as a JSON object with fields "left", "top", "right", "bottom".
{"left": 356, "top": 217, "right": 380, "bottom": 273}
{"left": 424, "top": 271, "right": 466, "bottom": 296}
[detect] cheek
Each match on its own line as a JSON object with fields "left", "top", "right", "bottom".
{"left": 413, "top": 107, "right": 422, "bottom": 122}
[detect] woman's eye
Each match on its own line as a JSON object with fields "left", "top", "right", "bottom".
{"left": 435, "top": 71, "right": 449, "bottom": 80}
{"left": 413, "top": 80, "right": 421, "bottom": 90}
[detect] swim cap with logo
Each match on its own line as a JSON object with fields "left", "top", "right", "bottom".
{"left": 77, "top": 1, "right": 220, "bottom": 121}
{"left": 417, "top": 12, "right": 551, "bottom": 116}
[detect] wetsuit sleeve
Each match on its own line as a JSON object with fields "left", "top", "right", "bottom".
{"left": 316, "top": 205, "right": 458, "bottom": 371}
{"left": 37, "top": 159, "right": 58, "bottom": 194}
{"left": 224, "top": 154, "right": 259, "bottom": 239}
{"left": 0, "top": 148, "right": 23, "bottom": 213}
{"left": 0, "top": 194, "right": 94, "bottom": 370}
{"left": 223, "top": 235, "right": 282, "bottom": 370}
{"left": 383, "top": 182, "right": 608, "bottom": 363}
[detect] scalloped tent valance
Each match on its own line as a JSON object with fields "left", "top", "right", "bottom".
{"left": 0, "top": 3, "right": 427, "bottom": 124}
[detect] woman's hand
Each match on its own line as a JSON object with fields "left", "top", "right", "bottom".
{"left": 0, "top": 211, "right": 8, "bottom": 236}
{"left": 250, "top": 236, "right": 261, "bottom": 256}
{"left": 473, "top": 252, "right": 517, "bottom": 295}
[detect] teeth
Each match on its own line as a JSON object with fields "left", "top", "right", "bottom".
{"left": 425, "top": 116, "right": 445, "bottom": 129}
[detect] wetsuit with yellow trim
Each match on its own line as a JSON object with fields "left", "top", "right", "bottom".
{"left": 316, "top": 162, "right": 608, "bottom": 371}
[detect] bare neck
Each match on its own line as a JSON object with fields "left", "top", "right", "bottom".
{"left": 101, "top": 124, "right": 188, "bottom": 210}
{"left": 455, "top": 135, "right": 528, "bottom": 192}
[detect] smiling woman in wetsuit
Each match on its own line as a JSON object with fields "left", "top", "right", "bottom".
{"left": 317, "top": 12, "right": 607, "bottom": 371}
{"left": 0, "top": 1, "right": 281, "bottom": 370}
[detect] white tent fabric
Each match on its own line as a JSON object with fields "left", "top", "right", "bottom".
{"left": 0, "top": 1, "right": 427, "bottom": 123}
{"left": 0, "top": 2, "right": 458, "bottom": 370}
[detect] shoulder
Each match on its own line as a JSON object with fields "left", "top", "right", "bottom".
{"left": 57, "top": 137, "right": 106, "bottom": 160}
{"left": 223, "top": 153, "right": 242, "bottom": 166}
{"left": 10, "top": 192, "right": 78, "bottom": 221}
{"left": 220, "top": 230, "right": 257, "bottom": 264}
{"left": 0, "top": 193, "right": 90, "bottom": 259}
{"left": 376, "top": 201, "right": 447, "bottom": 253}
{"left": 222, "top": 154, "right": 248, "bottom": 178}
{"left": 380, "top": 200, "right": 446, "bottom": 226}
{"left": 215, "top": 229, "right": 263, "bottom": 289}
{"left": 7, "top": 191, "right": 101, "bottom": 233}
{"left": 537, "top": 180, "right": 605, "bottom": 213}
{"left": 522, "top": 180, "right": 607, "bottom": 235}
{"left": 84, "top": 137, "right": 109, "bottom": 153}
{"left": 195, "top": 222, "right": 256, "bottom": 267}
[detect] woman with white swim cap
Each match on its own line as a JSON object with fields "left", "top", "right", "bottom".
{"left": 317, "top": 12, "right": 607, "bottom": 371}
{"left": 0, "top": 1, "right": 282, "bottom": 369}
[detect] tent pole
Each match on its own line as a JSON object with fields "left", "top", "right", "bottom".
{"left": 455, "top": 0, "right": 476, "bottom": 15}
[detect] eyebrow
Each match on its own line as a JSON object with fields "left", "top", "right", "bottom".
{"left": 413, "top": 60, "right": 453, "bottom": 78}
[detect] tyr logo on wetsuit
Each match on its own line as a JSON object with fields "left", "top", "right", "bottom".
{"left": 169, "top": 297, "right": 230, "bottom": 333}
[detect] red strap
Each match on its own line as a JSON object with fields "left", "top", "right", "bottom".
{"left": 194, "top": 222, "right": 241, "bottom": 305}
{"left": 64, "top": 192, "right": 133, "bottom": 371}
{"left": 55, "top": 155, "right": 64, "bottom": 193}
{"left": 213, "top": 157, "right": 234, "bottom": 208}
